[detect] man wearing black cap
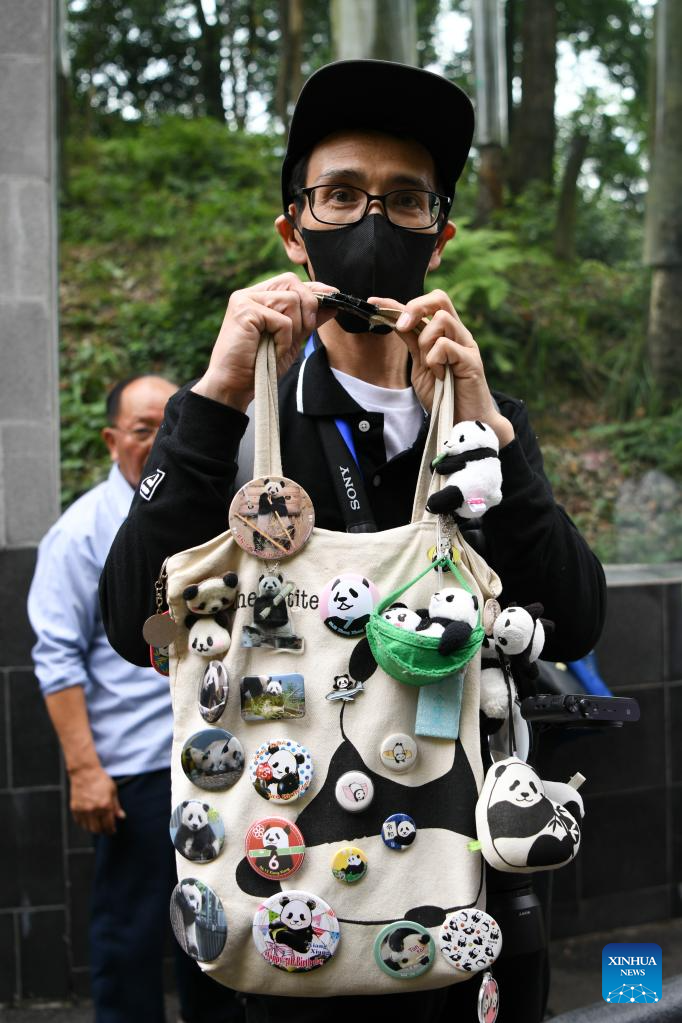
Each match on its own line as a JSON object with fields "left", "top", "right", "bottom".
{"left": 101, "top": 60, "right": 605, "bottom": 1023}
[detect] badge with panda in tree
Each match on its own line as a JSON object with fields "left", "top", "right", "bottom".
{"left": 229, "top": 476, "right": 314, "bottom": 560}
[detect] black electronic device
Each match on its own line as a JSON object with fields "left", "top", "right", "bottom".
{"left": 520, "top": 693, "right": 640, "bottom": 727}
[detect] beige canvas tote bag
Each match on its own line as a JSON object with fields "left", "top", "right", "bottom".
{"left": 166, "top": 336, "right": 501, "bottom": 996}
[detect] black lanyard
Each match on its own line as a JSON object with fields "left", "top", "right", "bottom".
{"left": 303, "top": 336, "right": 377, "bottom": 533}
{"left": 315, "top": 417, "right": 378, "bottom": 533}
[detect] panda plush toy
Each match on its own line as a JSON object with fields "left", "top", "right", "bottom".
{"left": 183, "top": 573, "right": 239, "bottom": 658}
{"left": 426, "top": 420, "right": 502, "bottom": 519}
{"left": 475, "top": 755, "right": 584, "bottom": 873}
{"left": 492, "top": 602, "right": 554, "bottom": 693}
{"left": 183, "top": 573, "right": 239, "bottom": 615}
{"left": 415, "top": 587, "right": 480, "bottom": 655}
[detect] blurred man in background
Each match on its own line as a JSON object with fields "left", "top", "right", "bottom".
{"left": 28, "top": 375, "right": 242, "bottom": 1023}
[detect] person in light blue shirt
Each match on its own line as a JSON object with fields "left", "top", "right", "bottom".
{"left": 28, "top": 375, "right": 242, "bottom": 1023}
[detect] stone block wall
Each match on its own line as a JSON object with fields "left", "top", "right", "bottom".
{"left": 0, "top": 0, "right": 65, "bottom": 1003}
{"left": 539, "top": 565, "right": 682, "bottom": 940}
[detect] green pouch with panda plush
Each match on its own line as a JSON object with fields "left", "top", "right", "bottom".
{"left": 366, "top": 556, "right": 485, "bottom": 687}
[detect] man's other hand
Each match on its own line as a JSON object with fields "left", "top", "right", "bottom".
{"left": 192, "top": 273, "right": 338, "bottom": 412}
{"left": 69, "top": 763, "right": 126, "bottom": 835}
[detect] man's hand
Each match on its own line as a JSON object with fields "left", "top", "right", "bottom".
{"left": 192, "top": 273, "right": 338, "bottom": 411}
{"left": 69, "top": 763, "right": 126, "bottom": 836}
{"left": 369, "top": 290, "right": 515, "bottom": 448}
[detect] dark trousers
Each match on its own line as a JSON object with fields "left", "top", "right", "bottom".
{"left": 90, "top": 768, "right": 243, "bottom": 1023}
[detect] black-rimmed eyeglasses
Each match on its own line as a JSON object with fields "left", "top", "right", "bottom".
{"left": 297, "top": 184, "right": 451, "bottom": 230}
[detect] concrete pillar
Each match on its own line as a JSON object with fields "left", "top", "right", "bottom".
{"left": 0, "top": 0, "right": 65, "bottom": 1004}
{"left": 0, "top": 0, "right": 60, "bottom": 549}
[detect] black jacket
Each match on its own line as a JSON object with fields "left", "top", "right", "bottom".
{"left": 100, "top": 344, "right": 606, "bottom": 666}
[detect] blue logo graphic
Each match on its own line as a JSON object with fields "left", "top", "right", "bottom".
{"left": 602, "top": 943, "right": 662, "bottom": 1003}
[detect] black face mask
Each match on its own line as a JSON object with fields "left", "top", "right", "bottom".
{"left": 300, "top": 215, "right": 439, "bottom": 334}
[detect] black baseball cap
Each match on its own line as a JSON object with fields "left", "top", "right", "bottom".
{"left": 281, "top": 59, "right": 475, "bottom": 211}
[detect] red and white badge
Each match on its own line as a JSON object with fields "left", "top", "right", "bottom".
{"left": 478, "top": 971, "right": 499, "bottom": 1022}
{"left": 245, "top": 817, "right": 305, "bottom": 881}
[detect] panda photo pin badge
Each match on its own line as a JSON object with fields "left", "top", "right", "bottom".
{"left": 249, "top": 738, "right": 313, "bottom": 803}
{"left": 198, "top": 660, "right": 229, "bottom": 722}
{"left": 374, "top": 920, "right": 435, "bottom": 979}
{"left": 229, "top": 476, "right": 314, "bottom": 560}
{"left": 170, "top": 878, "right": 227, "bottom": 962}
{"left": 245, "top": 816, "right": 306, "bottom": 880}
{"left": 319, "top": 573, "right": 380, "bottom": 638}
{"left": 252, "top": 890, "right": 340, "bottom": 972}
{"left": 170, "top": 800, "right": 225, "bottom": 863}
{"left": 241, "top": 573, "right": 304, "bottom": 654}
{"left": 180, "top": 728, "right": 244, "bottom": 792}
{"left": 439, "top": 909, "right": 502, "bottom": 974}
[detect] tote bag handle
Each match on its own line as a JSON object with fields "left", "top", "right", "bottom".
{"left": 252, "top": 333, "right": 453, "bottom": 522}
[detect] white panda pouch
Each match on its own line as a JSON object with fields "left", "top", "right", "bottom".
{"left": 475, "top": 756, "right": 584, "bottom": 873}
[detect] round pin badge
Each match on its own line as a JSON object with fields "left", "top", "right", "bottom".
{"left": 181, "top": 728, "right": 244, "bottom": 792}
{"left": 334, "top": 770, "right": 374, "bottom": 812}
{"left": 439, "top": 908, "right": 502, "bottom": 974}
{"left": 374, "top": 920, "right": 435, "bottom": 979}
{"left": 170, "top": 800, "right": 225, "bottom": 863}
{"left": 229, "top": 476, "right": 314, "bottom": 560}
{"left": 249, "top": 738, "right": 313, "bottom": 803}
{"left": 319, "top": 573, "right": 380, "bottom": 637}
{"left": 381, "top": 813, "right": 417, "bottom": 851}
{"left": 245, "top": 817, "right": 305, "bottom": 881}
{"left": 170, "top": 878, "right": 227, "bottom": 961}
{"left": 379, "top": 733, "right": 418, "bottom": 773}
{"left": 331, "top": 846, "right": 368, "bottom": 884}
{"left": 478, "top": 971, "right": 500, "bottom": 1023}
{"left": 198, "top": 660, "right": 229, "bottom": 722}
{"left": 252, "top": 890, "right": 340, "bottom": 972}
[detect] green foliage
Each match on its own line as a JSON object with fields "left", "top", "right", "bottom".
{"left": 59, "top": 117, "right": 677, "bottom": 571}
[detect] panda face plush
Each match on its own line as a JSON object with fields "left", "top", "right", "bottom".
{"left": 188, "top": 616, "right": 231, "bottom": 657}
{"left": 183, "top": 573, "right": 239, "bottom": 615}
{"left": 429, "top": 588, "right": 479, "bottom": 629}
{"left": 181, "top": 800, "right": 210, "bottom": 832}
{"left": 382, "top": 604, "right": 422, "bottom": 631}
